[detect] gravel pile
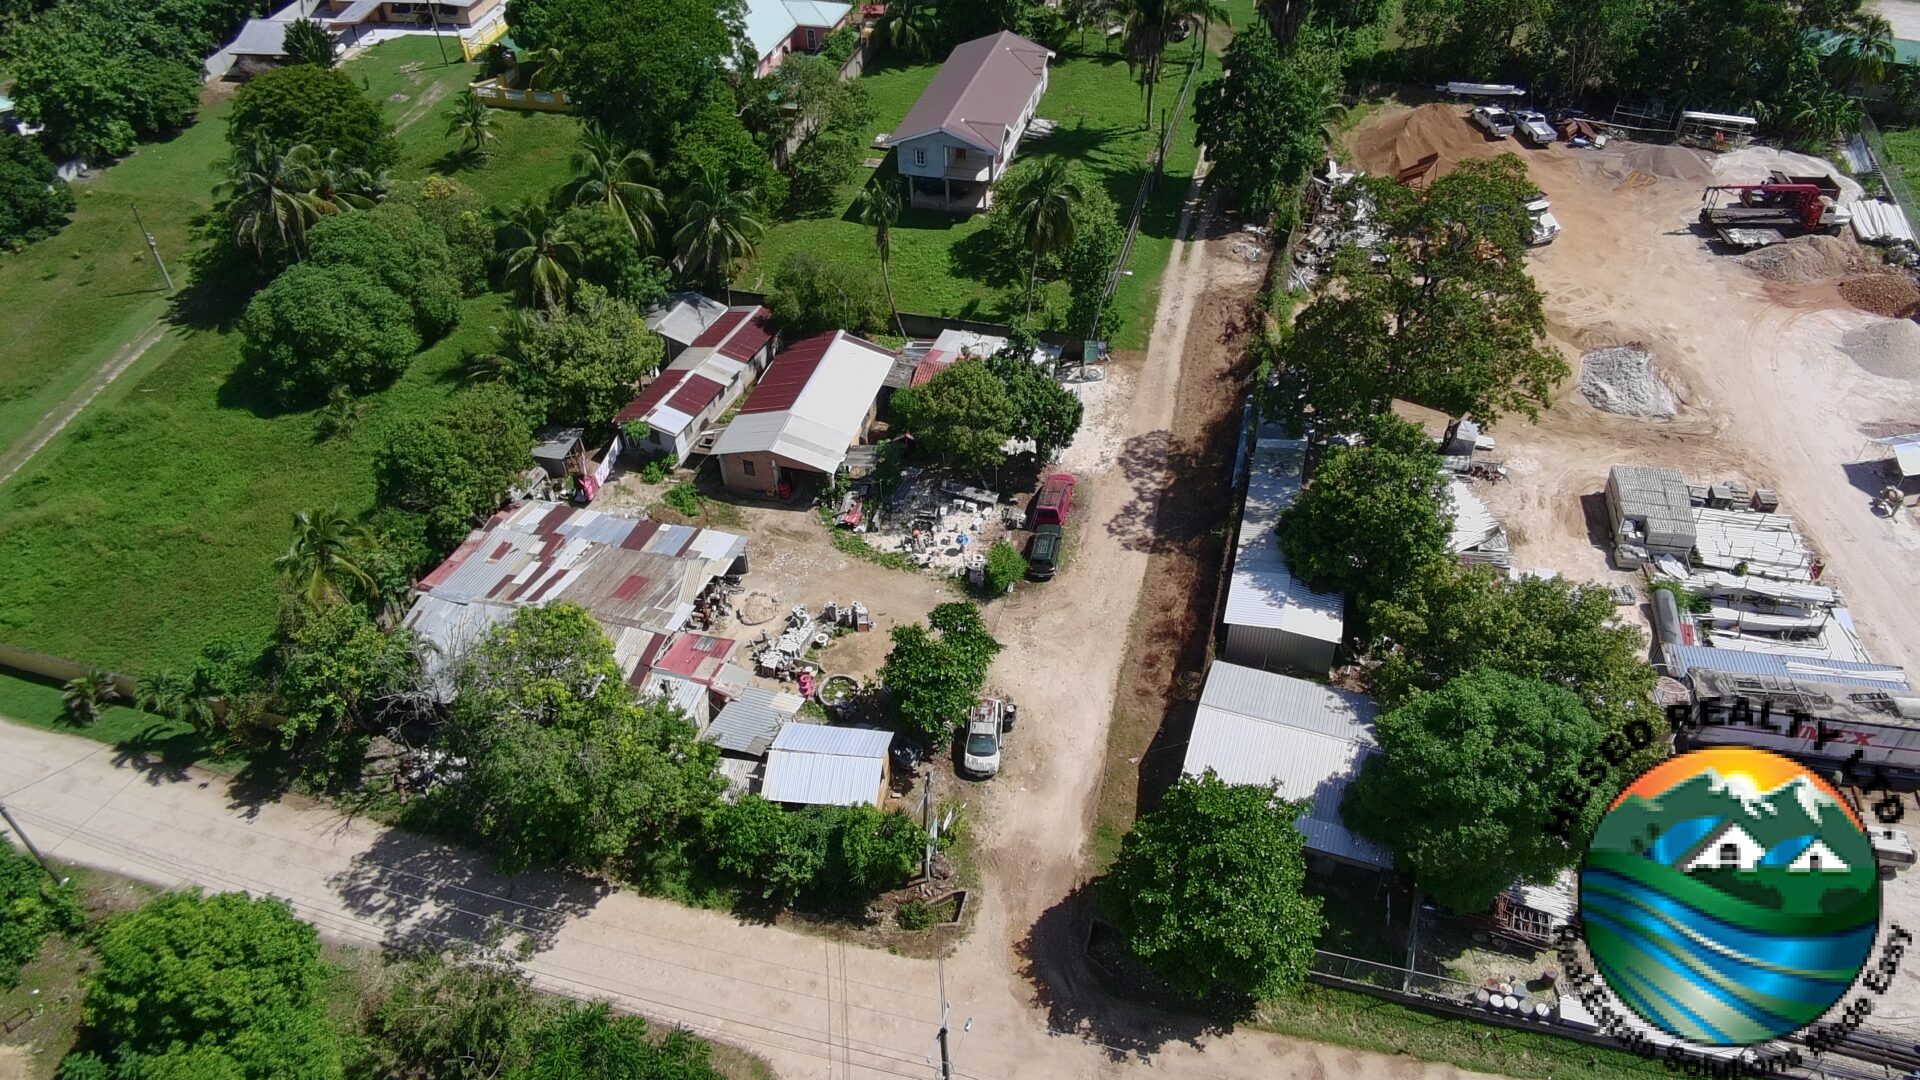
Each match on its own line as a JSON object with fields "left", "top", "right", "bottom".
{"left": 1843, "top": 320, "right": 1920, "bottom": 380}
{"left": 1841, "top": 274, "right": 1920, "bottom": 318}
{"left": 1735, "top": 235, "right": 1861, "bottom": 283}
{"left": 1578, "top": 345, "right": 1678, "bottom": 417}
{"left": 1620, "top": 144, "right": 1716, "bottom": 183}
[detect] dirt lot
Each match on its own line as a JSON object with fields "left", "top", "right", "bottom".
{"left": 1348, "top": 104, "right": 1920, "bottom": 672}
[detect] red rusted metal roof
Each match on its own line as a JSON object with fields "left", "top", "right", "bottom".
{"left": 667, "top": 373, "right": 727, "bottom": 416}
{"left": 653, "top": 632, "right": 740, "bottom": 683}
{"left": 720, "top": 308, "right": 775, "bottom": 361}
{"left": 691, "top": 308, "right": 749, "bottom": 348}
{"left": 741, "top": 331, "right": 835, "bottom": 413}
{"left": 615, "top": 369, "right": 692, "bottom": 425}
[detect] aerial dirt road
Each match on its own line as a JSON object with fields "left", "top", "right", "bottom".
{"left": 0, "top": 179, "right": 1509, "bottom": 1080}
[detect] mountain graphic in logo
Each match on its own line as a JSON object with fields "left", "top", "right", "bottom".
{"left": 1580, "top": 746, "right": 1881, "bottom": 1046}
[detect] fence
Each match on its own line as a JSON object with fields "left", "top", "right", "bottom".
{"left": 469, "top": 78, "right": 574, "bottom": 113}
{"left": 1857, "top": 112, "right": 1920, "bottom": 237}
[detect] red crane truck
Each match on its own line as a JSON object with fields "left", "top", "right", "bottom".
{"left": 1697, "top": 181, "right": 1852, "bottom": 249}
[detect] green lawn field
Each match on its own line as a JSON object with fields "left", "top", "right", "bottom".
{"left": 0, "top": 38, "right": 569, "bottom": 674}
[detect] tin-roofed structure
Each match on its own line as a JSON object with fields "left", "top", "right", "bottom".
{"left": 617, "top": 304, "right": 777, "bottom": 463}
{"left": 405, "top": 501, "right": 747, "bottom": 695}
{"left": 1662, "top": 643, "right": 1910, "bottom": 689}
{"left": 705, "top": 685, "right": 806, "bottom": 756}
{"left": 1181, "top": 661, "right": 1390, "bottom": 869}
{"left": 760, "top": 724, "right": 894, "bottom": 807}
{"left": 891, "top": 31, "right": 1052, "bottom": 212}
{"left": 1221, "top": 435, "right": 1345, "bottom": 675}
{"left": 712, "top": 330, "right": 895, "bottom": 497}
{"left": 1606, "top": 464, "right": 1696, "bottom": 567}
{"left": 645, "top": 293, "right": 731, "bottom": 358}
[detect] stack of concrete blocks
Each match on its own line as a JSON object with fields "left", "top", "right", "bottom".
{"left": 1605, "top": 464, "right": 1697, "bottom": 569}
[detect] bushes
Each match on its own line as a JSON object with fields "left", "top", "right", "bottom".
{"left": 662, "top": 481, "right": 702, "bottom": 516}
{"left": 983, "top": 541, "right": 1027, "bottom": 594}
{"left": 484, "top": 284, "right": 664, "bottom": 431}
{"left": 306, "top": 202, "right": 463, "bottom": 339}
{"left": 228, "top": 64, "right": 399, "bottom": 172}
{"left": 239, "top": 263, "right": 423, "bottom": 406}
{"left": 0, "top": 133, "right": 74, "bottom": 249}
{"left": 879, "top": 602, "right": 1003, "bottom": 747}
{"left": 0, "top": 842, "right": 83, "bottom": 989}
{"left": 707, "top": 795, "right": 925, "bottom": 908}
{"left": 377, "top": 385, "right": 535, "bottom": 550}
{"left": 767, "top": 251, "right": 888, "bottom": 335}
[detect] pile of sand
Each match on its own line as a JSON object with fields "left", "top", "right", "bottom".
{"left": 1578, "top": 345, "right": 1678, "bottom": 417}
{"left": 1841, "top": 274, "right": 1920, "bottom": 319}
{"left": 1350, "top": 102, "right": 1488, "bottom": 176}
{"left": 1618, "top": 144, "right": 1716, "bottom": 184}
{"left": 1735, "top": 235, "right": 1862, "bottom": 283}
{"left": 1842, "top": 319, "right": 1920, "bottom": 380}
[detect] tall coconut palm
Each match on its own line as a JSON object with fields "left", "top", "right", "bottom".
{"left": 62, "top": 671, "right": 117, "bottom": 725}
{"left": 1121, "top": 0, "right": 1229, "bottom": 127}
{"left": 308, "top": 147, "right": 382, "bottom": 215}
{"left": 1256, "top": 0, "right": 1307, "bottom": 46}
{"left": 672, "top": 165, "right": 766, "bottom": 305}
{"left": 275, "top": 506, "right": 377, "bottom": 607}
{"left": 1831, "top": 13, "right": 1896, "bottom": 89}
{"left": 854, "top": 178, "right": 905, "bottom": 338}
{"left": 1009, "top": 159, "right": 1090, "bottom": 315}
{"left": 880, "top": 0, "right": 938, "bottom": 59}
{"left": 495, "top": 198, "right": 584, "bottom": 309}
{"left": 445, "top": 90, "right": 497, "bottom": 159}
{"left": 561, "top": 123, "right": 664, "bottom": 247}
{"left": 215, "top": 137, "right": 322, "bottom": 259}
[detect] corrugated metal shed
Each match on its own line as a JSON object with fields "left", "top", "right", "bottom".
{"left": 1607, "top": 464, "right": 1696, "bottom": 553}
{"left": 760, "top": 724, "right": 893, "bottom": 806}
{"left": 1874, "top": 432, "right": 1920, "bottom": 478}
{"left": 1221, "top": 437, "right": 1345, "bottom": 672}
{"left": 646, "top": 293, "right": 729, "bottom": 347}
{"left": 641, "top": 672, "right": 709, "bottom": 724}
{"left": 1663, "top": 643, "right": 1910, "bottom": 690}
{"left": 1181, "top": 661, "right": 1391, "bottom": 869}
{"left": 705, "top": 686, "right": 805, "bottom": 755}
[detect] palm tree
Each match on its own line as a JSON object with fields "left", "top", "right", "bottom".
{"left": 215, "top": 137, "right": 322, "bottom": 259}
{"left": 308, "top": 147, "right": 382, "bottom": 215}
{"left": 1120, "top": 0, "right": 1229, "bottom": 127}
{"left": 133, "top": 670, "right": 218, "bottom": 733}
{"left": 495, "top": 199, "right": 584, "bottom": 309}
{"left": 672, "top": 165, "right": 766, "bottom": 305}
{"left": 1831, "top": 13, "right": 1896, "bottom": 89}
{"left": 560, "top": 123, "right": 664, "bottom": 247}
{"left": 445, "top": 90, "right": 498, "bottom": 160}
{"left": 880, "top": 0, "right": 937, "bottom": 59}
{"left": 62, "top": 671, "right": 117, "bottom": 725}
{"left": 283, "top": 17, "right": 337, "bottom": 68}
{"left": 275, "top": 506, "right": 377, "bottom": 607}
{"left": 854, "top": 178, "right": 905, "bottom": 338}
{"left": 464, "top": 307, "right": 541, "bottom": 382}
{"left": 1256, "top": 0, "right": 1307, "bottom": 46}
{"left": 1008, "top": 159, "right": 1090, "bottom": 315}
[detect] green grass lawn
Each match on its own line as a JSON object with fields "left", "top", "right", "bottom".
{"left": 744, "top": 39, "right": 1214, "bottom": 350}
{"left": 0, "top": 37, "right": 573, "bottom": 675}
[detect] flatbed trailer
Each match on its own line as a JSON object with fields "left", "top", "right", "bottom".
{"left": 1715, "top": 226, "right": 1789, "bottom": 249}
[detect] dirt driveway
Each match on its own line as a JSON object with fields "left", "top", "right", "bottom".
{"left": 1348, "top": 104, "right": 1920, "bottom": 670}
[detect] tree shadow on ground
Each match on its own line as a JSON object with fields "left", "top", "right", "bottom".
{"left": 1016, "top": 883, "right": 1235, "bottom": 1063}
{"left": 328, "top": 825, "right": 611, "bottom": 954}
{"left": 109, "top": 723, "right": 211, "bottom": 786}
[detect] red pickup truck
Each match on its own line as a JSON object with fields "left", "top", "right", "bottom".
{"left": 1032, "top": 473, "right": 1076, "bottom": 527}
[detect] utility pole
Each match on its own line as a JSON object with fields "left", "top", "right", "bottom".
{"left": 921, "top": 769, "right": 934, "bottom": 880}
{"left": 934, "top": 956, "right": 970, "bottom": 1080}
{"left": 0, "top": 802, "right": 63, "bottom": 885}
{"left": 425, "top": 3, "right": 451, "bottom": 66}
{"left": 131, "top": 206, "right": 173, "bottom": 293}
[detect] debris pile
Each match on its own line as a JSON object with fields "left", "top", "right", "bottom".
{"left": 1577, "top": 345, "right": 1677, "bottom": 418}
{"left": 1839, "top": 274, "right": 1920, "bottom": 319}
{"left": 1734, "top": 234, "right": 1860, "bottom": 283}
{"left": 1842, "top": 319, "right": 1920, "bottom": 380}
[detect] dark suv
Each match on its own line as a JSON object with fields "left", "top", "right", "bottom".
{"left": 1027, "top": 525, "right": 1063, "bottom": 581}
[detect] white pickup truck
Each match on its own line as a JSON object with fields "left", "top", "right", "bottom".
{"left": 1513, "top": 110, "right": 1557, "bottom": 146}
{"left": 1471, "top": 105, "right": 1515, "bottom": 138}
{"left": 1524, "top": 192, "right": 1561, "bottom": 246}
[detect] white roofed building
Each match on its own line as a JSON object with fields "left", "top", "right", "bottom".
{"left": 712, "top": 330, "right": 895, "bottom": 498}
{"left": 1221, "top": 435, "right": 1345, "bottom": 675}
{"left": 741, "top": 0, "right": 853, "bottom": 77}
{"left": 1181, "top": 661, "right": 1391, "bottom": 869}
{"left": 760, "top": 724, "right": 894, "bottom": 807}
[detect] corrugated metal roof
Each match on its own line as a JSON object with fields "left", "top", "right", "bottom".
{"left": 1663, "top": 643, "right": 1910, "bottom": 689}
{"left": 1222, "top": 437, "right": 1345, "bottom": 644}
{"left": 646, "top": 293, "right": 728, "bottom": 346}
{"left": 1875, "top": 432, "right": 1920, "bottom": 478}
{"left": 893, "top": 31, "right": 1051, "bottom": 154}
{"left": 711, "top": 331, "right": 894, "bottom": 473}
{"left": 1182, "top": 661, "right": 1389, "bottom": 868}
{"left": 762, "top": 750, "right": 884, "bottom": 806}
{"left": 705, "top": 686, "right": 805, "bottom": 755}
{"left": 616, "top": 369, "right": 692, "bottom": 425}
{"left": 720, "top": 308, "right": 776, "bottom": 362}
{"left": 1446, "top": 479, "right": 1501, "bottom": 553}
{"left": 769, "top": 723, "right": 894, "bottom": 756}
{"left": 641, "top": 672, "right": 707, "bottom": 721}
{"left": 742, "top": 0, "right": 852, "bottom": 61}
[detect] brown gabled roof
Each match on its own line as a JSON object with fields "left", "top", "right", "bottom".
{"left": 892, "top": 31, "right": 1052, "bottom": 155}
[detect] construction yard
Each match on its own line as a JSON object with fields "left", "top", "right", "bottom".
{"left": 1346, "top": 103, "right": 1920, "bottom": 671}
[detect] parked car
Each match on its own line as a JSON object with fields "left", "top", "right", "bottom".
{"left": 1523, "top": 192, "right": 1561, "bottom": 246}
{"left": 1027, "top": 524, "right": 1063, "bottom": 581}
{"left": 1513, "top": 110, "right": 1557, "bottom": 146}
{"left": 1471, "top": 105, "right": 1515, "bottom": 138}
{"left": 1032, "top": 472, "right": 1076, "bottom": 526}
{"left": 960, "top": 698, "right": 1011, "bottom": 778}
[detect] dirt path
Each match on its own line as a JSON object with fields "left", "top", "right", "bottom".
{"left": 0, "top": 318, "right": 167, "bottom": 490}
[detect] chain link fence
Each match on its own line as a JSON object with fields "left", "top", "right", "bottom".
{"left": 1857, "top": 112, "right": 1920, "bottom": 235}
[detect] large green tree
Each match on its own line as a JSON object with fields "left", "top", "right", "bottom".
{"left": 1342, "top": 669, "right": 1614, "bottom": 912}
{"left": 264, "top": 599, "right": 419, "bottom": 746}
{"left": 1280, "top": 155, "right": 1566, "bottom": 431}
{"left": 1277, "top": 428, "right": 1451, "bottom": 611}
{"left": 377, "top": 385, "right": 535, "bottom": 549}
{"left": 239, "top": 263, "right": 422, "bottom": 406}
{"left": 71, "top": 890, "right": 342, "bottom": 1079}
{"left": 1102, "top": 772, "right": 1323, "bottom": 1001}
{"left": 890, "top": 360, "right": 1017, "bottom": 471}
{"left": 767, "top": 251, "right": 889, "bottom": 336}
{"left": 707, "top": 796, "right": 925, "bottom": 908}
{"left": 5, "top": 0, "right": 205, "bottom": 160}
{"left": 434, "top": 604, "right": 724, "bottom": 873}
{"left": 1194, "top": 26, "right": 1341, "bottom": 214}
{"left": 878, "top": 602, "right": 1002, "bottom": 747}
{"left": 228, "top": 64, "right": 399, "bottom": 172}
{"left": 0, "top": 133, "right": 74, "bottom": 249}
{"left": 986, "top": 347, "right": 1083, "bottom": 463}
{"left": 478, "top": 284, "right": 664, "bottom": 430}
{"left": 306, "top": 202, "right": 463, "bottom": 339}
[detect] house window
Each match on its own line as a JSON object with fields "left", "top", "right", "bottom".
{"left": 954, "top": 147, "right": 966, "bottom": 160}
{"left": 649, "top": 429, "right": 663, "bottom": 446}
{"left": 742, "top": 459, "right": 757, "bottom": 477}
{"left": 1719, "top": 842, "right": 1739, "bottom": 868}
{"left": 915, "top": 148, "right": 926, "bottom": 167}
{"left": 806, "top": 28, "right": 817, "bottom": 49}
